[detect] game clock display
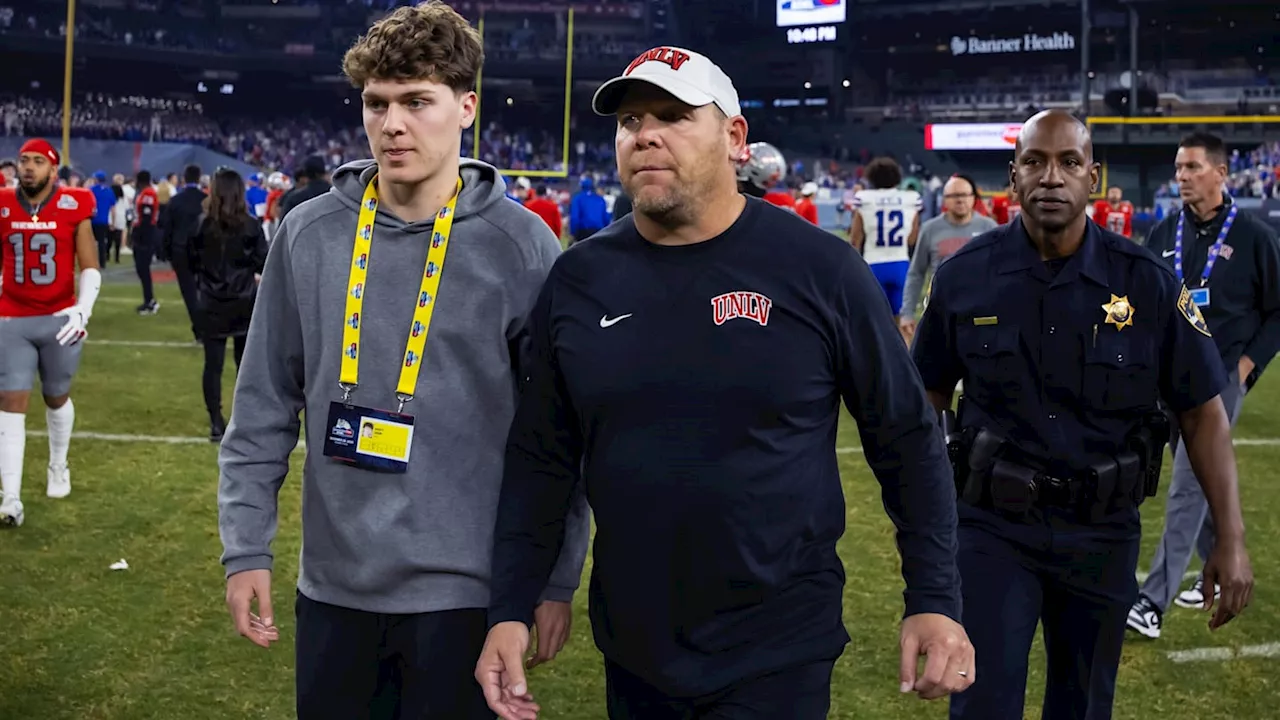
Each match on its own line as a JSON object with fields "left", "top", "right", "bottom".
{"left": 778, "top": 0, "right": 844, "bottom": 45}
{"left": 787, "top": 25, "right": 838, "bottom": 44}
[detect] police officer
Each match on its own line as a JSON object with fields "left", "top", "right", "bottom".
{"left": 911, "top": 110, "right": 1254, "bottom": 720}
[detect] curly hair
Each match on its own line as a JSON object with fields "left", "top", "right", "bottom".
{"left": 863, "top": 157, "right": 903, "bottom": 190}
{"left": 342, "top": 1, "right": 484, "bottom": 93}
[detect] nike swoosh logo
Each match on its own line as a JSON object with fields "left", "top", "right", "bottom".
{"left": 599, "top": 313, "right": 633, "bottom": 328}
{"left": 1162, "top": 250, "right": 1176, "bottom": 257}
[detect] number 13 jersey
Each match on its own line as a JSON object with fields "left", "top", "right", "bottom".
{"left": 0, "top": 186, "right": 94, "bottom": 317}
{"left": 853, "top": 188, "right": 922, "bottom": 265}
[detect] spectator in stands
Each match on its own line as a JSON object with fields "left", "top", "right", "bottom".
{"left": 525, "top": 184, "right": 563, "bottom": 238}
{"left": 189, "top": 168, "right": 267, "bottom": 442}
{"left": 569, "top": 174, "right": 608, "bottom": 245}
{"left": 130, "top": 170, "right": 160, "bottom": 315}
{"left": 89, "top": 171, "right": 116, "bottom": 266}
{"left": 0, "top": 158, "right": 15, "bottom": 188}
{"left": 163, "top": 164, "right": 208, "bottom": 342}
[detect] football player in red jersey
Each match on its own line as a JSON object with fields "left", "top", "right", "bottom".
{"left": 0, "top": 139, "right": 101, "bottom": 527}
{"left": 1091, "top": 185, "right": 1134, "bottom": 238}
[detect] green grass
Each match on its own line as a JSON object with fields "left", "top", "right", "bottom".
{"left": 1, "top": 279, "right": 1277, "bottom": 720}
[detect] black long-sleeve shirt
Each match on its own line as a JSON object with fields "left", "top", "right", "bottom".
{"left": 1145, "top": 196, "right": 1280, "bottom": 386}
{"left": 488, "top": 197, "right": 960, "bottom": 697}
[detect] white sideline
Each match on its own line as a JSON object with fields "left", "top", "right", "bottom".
{"left": 87, "top": 339, "right": 198, "bottom": 348}
{"left": 24, "top": 431, "right": 1264, "bottom": 586}
{"left": 27, "top": 429, "right": 308, "bottom": 449}
{"left": 1167, "top": 642, "right": 1280, "bottom": 664}
{"left": 836, "top": 437, "right": 1280, "bottom": 455}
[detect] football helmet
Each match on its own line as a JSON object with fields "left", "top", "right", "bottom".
{"left": 736, "top": 142, "right": 787, "bottom": 191}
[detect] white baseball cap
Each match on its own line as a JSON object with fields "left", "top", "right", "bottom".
{"left": 592, "top": 46, "right": 741, "bottom": 118}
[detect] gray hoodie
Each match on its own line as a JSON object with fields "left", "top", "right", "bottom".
{"left": 217, "top": 158, "right": 591, "bottom": 614}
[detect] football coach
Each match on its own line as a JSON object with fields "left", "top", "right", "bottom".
{"left": 474, "top": 45, "right": 973, "bottom": 719}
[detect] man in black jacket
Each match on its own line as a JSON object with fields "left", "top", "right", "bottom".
{"left": 162, "top": 164, "right": 207, "bottom": 341}
{"left": 277, "top": 156, "right": 331, "bottom": 221}
{"left": 1127, "top": 132, "right": 1280, "bottom": 639}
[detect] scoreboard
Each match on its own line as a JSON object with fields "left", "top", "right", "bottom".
{"left": 777, "top": 0, "right": 845, "bottom": 45}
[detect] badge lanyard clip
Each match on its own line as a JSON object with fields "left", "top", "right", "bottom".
{"left": 337, "top": 173, "right": 462, "bottom": 410}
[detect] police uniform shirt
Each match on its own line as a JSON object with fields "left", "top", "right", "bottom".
{"left": 913, "top": 217, "right": 1226, "bottom": 475}
{"left": 488, "top": 196, "right": 961, "bottom": 697}
{"left": 1144, "top": 197, "right": 1280, "bottom": 386}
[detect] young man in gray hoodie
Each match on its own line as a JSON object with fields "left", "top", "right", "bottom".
{"left": 215, "top": 3, "right": 590, "bottom": 718}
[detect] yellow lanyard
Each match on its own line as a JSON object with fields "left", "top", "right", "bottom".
{"left": 339, "top": 174, "right": 462, "bottom": 411}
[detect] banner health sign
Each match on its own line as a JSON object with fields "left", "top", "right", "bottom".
{"left": 950, "top": 31, "right": 1077, "bottom": 56}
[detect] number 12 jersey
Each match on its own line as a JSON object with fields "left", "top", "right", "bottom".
{"left": 0, "top": 186, "right": 95, "bottom": 317}
{"left": 853, "top": 188, "right": 922, "bottom": 265}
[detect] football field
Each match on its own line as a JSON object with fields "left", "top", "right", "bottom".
{"left": 0, "top": 276, "right": 1276, "bottom": 719}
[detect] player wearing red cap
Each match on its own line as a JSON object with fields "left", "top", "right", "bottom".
{"left": 0, "top": 138, "right": 101, "bottom": 527}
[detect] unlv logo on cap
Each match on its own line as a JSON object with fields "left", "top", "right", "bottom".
{"left": 625, "top": 47, "right": 693, "bottom": 76}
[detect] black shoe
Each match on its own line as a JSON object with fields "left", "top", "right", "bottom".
{"left": 210, "top": 413, "right": 226, "bottom": 443}
{"left": 1126, "top": 596, "right": 1162, "bottom": 639}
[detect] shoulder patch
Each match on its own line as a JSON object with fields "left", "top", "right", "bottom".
{"left": 1177, "top": 285, "right": 1212, "bottom": 337}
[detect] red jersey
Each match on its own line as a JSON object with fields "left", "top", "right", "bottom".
{"left": 973, "top": 194, "right": 991, "bottom": 219}
{"left": 795, "top": 197, "right": 819, "bottom": 225}
{"left": 0, "top": 186, "right": 95, "bottom": 317}
{"left": 134, "top": 185, "right": 159, "bottom": 228}
{"left": 265, "top": 189, "right": 285, "bottom": 221}
{"left": 1092, "top": 200, "right": 1133, "bottom": 237}
{"left": 762, "top": 191, "right": 796, "bottom": 212}
{"left": 523, "top": 197, "right": 563, "bottom": 238}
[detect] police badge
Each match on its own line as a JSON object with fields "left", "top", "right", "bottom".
{"left": 1101, "top": 294, "right": 1134, "bottom": 331}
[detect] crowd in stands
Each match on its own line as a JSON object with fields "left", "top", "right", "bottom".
{"left": 4, "top": 90, "right": 1276, "bottom": 219}
{"left": 1153, "top": 141, "right": 1280, "bottom": 200}
{"left": 3, "top": 0, "right": 649, "bottom": 62}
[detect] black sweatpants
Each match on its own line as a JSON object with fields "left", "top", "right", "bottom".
{"left": 202, "top": 335, "right": 246, "bottom": 415}
{"left": 605, "top": 657, "right": 836, "bottom": 719}
{"left": 92, "top": 223, "right": 110, "bottom": 267}
{"left": 294, "top": 592, "right": 493, "bottom": 720}
{"left": 132, "top": 241, "right": 155, "bottom": 304}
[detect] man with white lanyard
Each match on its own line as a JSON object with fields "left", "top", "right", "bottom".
{"left": 214, "top": 4, "right": 591, "bottom": 717}
{"left": 1128, "top": 132, "right": 1280, "bottom": 639}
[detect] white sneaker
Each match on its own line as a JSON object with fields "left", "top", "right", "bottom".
{"left": 1174, "top": 576, "right": 1220, "bottom": 609}
{"left": 0, "top": 495, "right": 24, "bottom": 527}
{"left": 47, "top": 464, "right": 71, "bottom": 499}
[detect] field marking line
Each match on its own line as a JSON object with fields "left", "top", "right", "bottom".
{"left": 27, "top": 429, "right": 307, "bottom": 448}
{"left": 22, "top": 431, "right": 1280, "bottom": 461}
{"left": 836, "top": 437, "right": 1280, "bottom": 454}
{"left": 86, "top": 339, "right": 198, "bottom": 348}
{"left": 1167, "top": 642, "right": 1280, "bottom": 663}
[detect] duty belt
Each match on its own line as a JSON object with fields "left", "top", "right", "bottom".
{"left": 940, "top": 409, "right": 1170, "bottom": 521}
